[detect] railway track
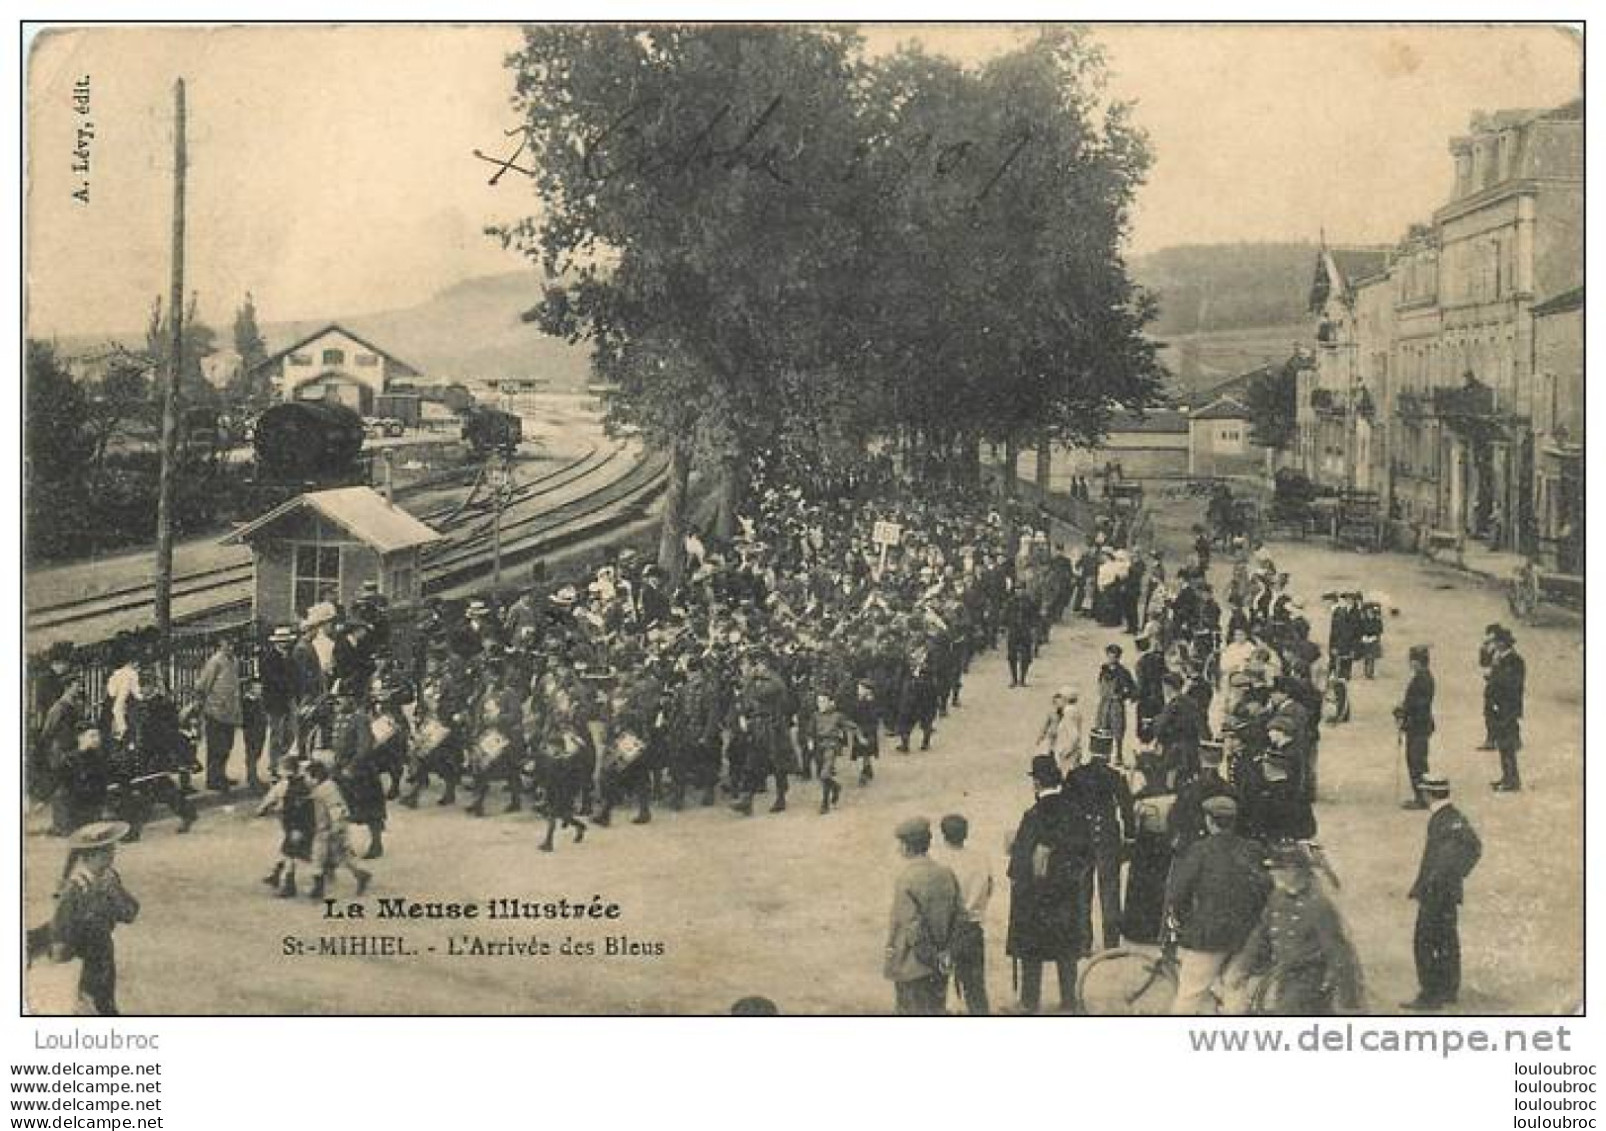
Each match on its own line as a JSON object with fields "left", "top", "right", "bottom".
{"left": 26, "top": 441, "right": 651, "bottom": 638}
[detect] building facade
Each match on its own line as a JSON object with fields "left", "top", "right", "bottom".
{"left": 1305, "top": 99, "right": 1582, "bottom": 559}
{"left": 248, "top": 324, "right": 423, "bottom": 415}
{"left": 1187, "top": 396, "right": 1258, "bottom": 478}
{"left": 1530, "top": 286, "right": 1583, "bottom": 571}
{"left": 1303, "top": 246, "right": 1392, "bottom": 490}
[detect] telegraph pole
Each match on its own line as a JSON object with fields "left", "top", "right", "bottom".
{"left": 153, "top": 78, "right": 186, "bottom": 645}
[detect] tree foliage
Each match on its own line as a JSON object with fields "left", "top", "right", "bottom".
{"left": 496, "top": 26, "right": 1165, "bottom": 563}
{"left": 228, "top": 291, "right": 273, "bottom": 406}
{"left": 1245, "top": 352, "right": 1307, "bottom": 450}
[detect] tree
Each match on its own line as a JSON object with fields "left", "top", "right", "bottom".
{"left": 496, "top": 27, "right": 1166, "bottom": 560}
{"left": 848, "top": 31, "right": 1165, "bottom": 480}
{"left": 85, "top": 351, "right": 154, "bottom": 471}
{"left": 228, "top": 291, "right": 272, "bottom": 407}
{"left": 1245, "top": 352, "right": 1306, "bottom": 450}
{"left": 499, "top": 26, "right": 872, "bottom": 574}
{"left": 26, "top": 340, "right": 89, "bottom": 485}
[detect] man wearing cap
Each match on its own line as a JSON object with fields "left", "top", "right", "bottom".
{"left": 1094, "top": 644, "right": 1137, "bottom": 765}
{"left": 1484, "top": 627, "right": 1526, "bottom": 792}
{"left": 45, "top": 821, "right": 140, "bottom": 1015}
{"left": 1238, "top": 718, "right": 1316, "bottom": 844}
{"left": 1005, "top": 756, "right": 1091, "bottom": 1013}
{"left": 1133, "top": 634, "right": 1166, "bottom": 743}
{"left": 1037, "top": 688, "right": 1084, "bottom": 776}
{"left": 885, "top": 817, "right": 964, "bottom": 1015}
{"left": 1395, "top": 645, "right": 1436, "bottom": 808}
{"left": 1225, "top": 843, "right": 1364, "bottom": 1015}
{"left": 1165, "top": 795, "right": 1270, "bottom": 1014}
{"left": 1405, "top": 776, "right": 1482, "bottom": 1010}
{"left": 1066, "top": 737, "right": 1135, "bottom": 952}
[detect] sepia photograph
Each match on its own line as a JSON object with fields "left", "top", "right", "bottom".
{"left": 20, "top": 21, "right": 1584, "bottom": 1019}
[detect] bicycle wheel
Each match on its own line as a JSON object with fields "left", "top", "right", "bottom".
{"left": 1248, "top": 962, "right": 1327, "bottom": 1015}
{"left": 1076, "top": 948, "right": 1178, "bottom": 1015}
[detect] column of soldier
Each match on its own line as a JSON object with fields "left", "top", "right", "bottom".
{"left": 34, "top": 459, "right": 1100, "bottom": 903}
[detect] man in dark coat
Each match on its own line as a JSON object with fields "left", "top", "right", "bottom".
{"left": 1327, "top": 592, "right": 1361, "bottom": 681}
{"left": 884, "top": 817, "right": 964, "bottom": 1015}
{"left": 1167, "top": 740, "right": 1235, "bottom": 856}
{"left": 1485, "top": 627, "right": 1526, "bottom": 792}
{"left": 1005, "top": 755, "right": 1091, "bottom": 1013}
{"left": 1002, "top": 585, "right": 1039, "bottom": 687}
{"left": 1065, "top": 741, "right": 1135, "bottom": 952}
{"left": 1165, "top": 795, "right": 1270, "bottom": 1013}
{"left": 1395, "top": 644, "right": 1436, "bottom": 808}
{"left": 259, "top": 626, "right": 299, "bottom": 780}
{"left": 1133, "top": 634, "right": 1167, "bottom": 743}
{"left": 1403, "top": 775, "right": 1481, "bottom": 1010}
{"left": 1153, "top": 673, "right": 1206, "bottom": 787}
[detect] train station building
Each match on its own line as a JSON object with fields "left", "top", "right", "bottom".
{"left": 248, "top": 324, "right": 423, "bottom": 414}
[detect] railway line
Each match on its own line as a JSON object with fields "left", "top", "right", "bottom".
{"left": 26, "top": 440, "right": 664, "bottom": 643}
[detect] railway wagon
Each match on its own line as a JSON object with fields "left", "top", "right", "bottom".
{"left": 460, "top": 405, "right": 524, "bottom": 458}
{"left": 253, "top": 400, "right": 367, "bottom": 482}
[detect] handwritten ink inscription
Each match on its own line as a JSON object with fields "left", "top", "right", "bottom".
{"left": 70, "top": 74, "right": 93, "bottom": 205}
{"left": 474, "top": 93, "right": 1032, "bottom": 205}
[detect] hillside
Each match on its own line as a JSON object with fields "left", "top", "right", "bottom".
{"left": 1131, "top": 241, "right": 1319, "bottom": 338}
{"left": 1130, "top": 241, "right": 1319, "bottom": 400}
{"left": 45, "top": 271, "right": 599, "bottom": 391}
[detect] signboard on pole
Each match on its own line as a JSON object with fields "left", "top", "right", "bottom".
{"left": 872, "top": 520, "right": 903, "bottom": 547}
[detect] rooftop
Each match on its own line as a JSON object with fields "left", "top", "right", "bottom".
{"left": 222, "top": 486, "right": 442, "bottom": 553}
{"left": 1190, "top": 395, "right": 1253, "bottom": 423}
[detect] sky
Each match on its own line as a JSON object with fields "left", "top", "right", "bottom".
{"left": 25, "top": 22, "right": 1582, "bottom": 339}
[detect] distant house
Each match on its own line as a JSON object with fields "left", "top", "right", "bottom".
{"left": 248, "top": 324, "right": 423, "bottom": 414}
{"left": 222, "top": 485, "right": 442, "bottom": 626}
{"left": 983, "top": 409, "right": 1191, "bottom": 487}
{"left": 1188, "top": 395, "right": 1258, "bottom": 478}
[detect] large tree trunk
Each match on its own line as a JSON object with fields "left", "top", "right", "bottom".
{"left": 1002, "top": 435, "right": 1019, "bottom": 498}
{"left": 1036, "top": 436, "right": 1052, "bottom": 493}
{"left": 959, "top": 433, "right": 982, "bottom": 486}
{"left": 656, "top": 435, "right": 691, "bottom": 587}
{"left": 713, "top": 447, "right": 742, "bottom": 541}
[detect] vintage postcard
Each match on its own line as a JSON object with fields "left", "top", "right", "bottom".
{"left": 22, "top": 22, "right": 1583, "bottom": 1017}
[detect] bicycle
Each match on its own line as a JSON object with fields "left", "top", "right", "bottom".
{"left": 1075, "top": 940, "right": 1321, "bottom": 1016}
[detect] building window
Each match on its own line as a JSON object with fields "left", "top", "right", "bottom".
{"left": 322, "top": 348, "right": 346, "bottom": 365}
{"left": 292, "top": 543, "right": 342, "bottom": 616}
{"left": 386, "top": 563, "right": 415, "bottom": 601}
{"left": 289, "top": 352, "right": 312, "bottom": 366}
{"left": 355, "top": 352, "right": 379, "bottom": 367}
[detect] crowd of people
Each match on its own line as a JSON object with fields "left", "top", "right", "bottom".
{"left": 28, "top": 456, "right": 1524, "bottom": 1017}
{"left": 887, "top": 524, "right": 1508, "bottom": 1016}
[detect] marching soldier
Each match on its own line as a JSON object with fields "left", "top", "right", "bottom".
{"left": 1403, "top": 776, "right": 1481, "bottom": 1010}
{"left": 731, "top": 653, "right": 792, "bottom": 815}
{"left": 466, "top": 661, "right": 525, "bottom": 817}
{"left": 327, "top": 681, "right": 385, "bottom": 859}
